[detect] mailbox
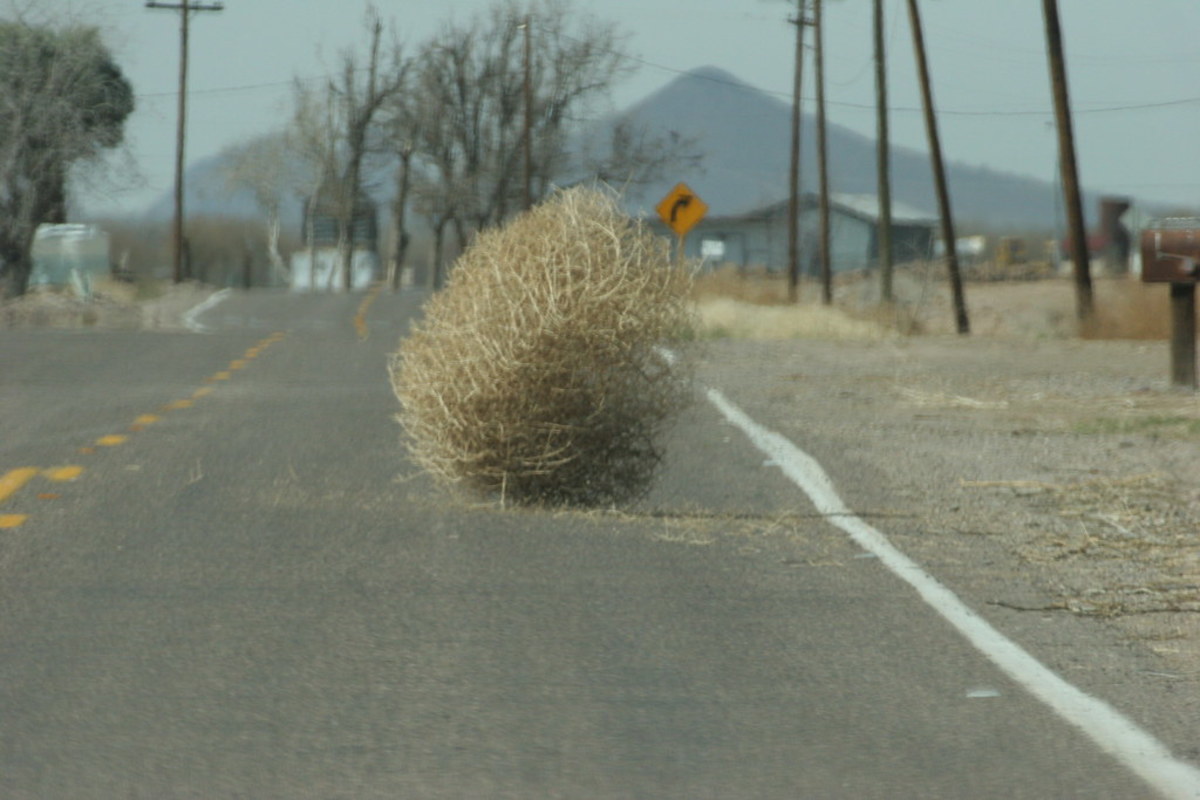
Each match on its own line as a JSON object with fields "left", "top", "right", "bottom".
{"left": 1140, "top": 219, "right": 1200, "bottom": 282}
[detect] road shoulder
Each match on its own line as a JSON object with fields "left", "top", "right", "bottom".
{"left": 690, "top": 336, "right": 1200, "bottom": 767}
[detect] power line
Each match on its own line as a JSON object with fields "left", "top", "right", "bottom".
{"left": 826, "top": 94, "right": 1200, "bottom": 117}
{"left": 597, "top": 46, "right": 1200, "bottom": 118}
{"left": 132, "top": 29, "right": 1200, "bottom": 121}
{"left": 135, "top": 73, "right": 324, "bottom": 100}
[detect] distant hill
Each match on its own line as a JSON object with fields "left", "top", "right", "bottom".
{"left": 142, "top": 65, "right": 1092, "bottom": 231}
{"left": 141, "top": 150, "right": 301, "bottom": 224}
{"left": 611, "top": 66, "right": 1069, "bottom": 228}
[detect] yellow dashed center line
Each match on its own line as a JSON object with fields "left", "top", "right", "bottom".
{"left": 43, "top": 465, "right": 84, "bottom": 482}
{"left": 354, "top": 284, "right": 384, "bottom": 340}
{"left": 4, "top": 332, "right": 289, "bottom": 528}
{"left": 1, "top": 468, "right": 40, "bottom": 528}
{"left": 0, "top": 467, "right": 40, "bottom": 503}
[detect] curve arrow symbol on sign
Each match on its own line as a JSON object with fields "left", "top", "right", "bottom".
{"left": 670, "top": 195, "right": 692, "bottom": 224}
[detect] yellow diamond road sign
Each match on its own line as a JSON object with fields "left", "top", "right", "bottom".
{"left": 656, "top": 182, "right": 708, "bottom": 237}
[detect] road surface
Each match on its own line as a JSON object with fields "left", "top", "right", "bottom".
{"left": 0, "top": 288, "right": 1187, "bottom": 798}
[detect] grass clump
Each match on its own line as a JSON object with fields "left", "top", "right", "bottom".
{"left": 390, "top": 187, "right": 693, "bottom": 507}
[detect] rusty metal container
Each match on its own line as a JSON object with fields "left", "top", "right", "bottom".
{"left": 1140, "top": 218, "right": 1200, "bottom": 283}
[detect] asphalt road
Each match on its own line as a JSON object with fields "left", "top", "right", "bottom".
{"left": 0, "top": 288, "right": 1180, "bottom": 798}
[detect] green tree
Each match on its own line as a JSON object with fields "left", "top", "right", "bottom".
{"left": 0, "top": 20, "right": 134, "bottom": 296}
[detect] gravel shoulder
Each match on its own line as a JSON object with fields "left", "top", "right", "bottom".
{"left": 693, "top": 333, "right": 1200, "bottom": 763}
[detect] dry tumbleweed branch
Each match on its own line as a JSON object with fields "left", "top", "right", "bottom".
{"left": 390, "top": 187, "right": 693, "bottom": 506}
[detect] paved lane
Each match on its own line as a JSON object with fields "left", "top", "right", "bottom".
{"left": 0, "top": 289, "right": 1169, "bottom": 797}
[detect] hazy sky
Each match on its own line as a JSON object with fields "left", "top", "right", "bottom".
{"left": 27, "top": 0, "right": 1200, "bottom": 216}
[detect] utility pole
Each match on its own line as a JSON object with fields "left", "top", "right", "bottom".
{"left": 814, "top": 0, "right": 832, "bottom": 306}
{"left": 905, "top": 0, "right": 969, "bottom": 335}
{"left": 874, "top": 0, "right": 894, "bottom": 303}
{"left": 1041, "top": 0, "right": 1093, "bottom": 323}
{"left": 521, "top": 14, "right": 533, "bottom": 212}
{"left": 786, "top": 1, "right": 809, "bottom": 304}
{"left": 147, "top": 0, "right": 224, "bottom": 284}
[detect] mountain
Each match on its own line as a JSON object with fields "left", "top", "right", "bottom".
{"left": 141, "top": 65, "right": 1087, "bottom": 231}
{"left": 142, "top": 151, "right": 300, "bottom": 224}
{"left": 611, "top": 66, "right": 1066, "bottom": 228}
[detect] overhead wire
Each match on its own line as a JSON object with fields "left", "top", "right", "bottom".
{"left": 133, "top": 9, "right": 1200, "bottom": 120}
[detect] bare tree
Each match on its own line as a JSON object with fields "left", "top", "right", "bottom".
{"left": 384, "top": 121, "right": 418, "bottom": 292}
{"left": 302, "top": 0, "right": 696, "bottom": 289}
{"left": 327, "top": 7, "right": 406, "bottom": 290}
{"left": 583, "top": 121, "right": 702, "bottom": 191}
{"left": 218, "top": 132, "right": 298, "bottom": 285}
{"left": 284, "top": 7, "right": 406, "bottom": 291}
{"left": 288, "top": 79, "right": 341, "bottom": 288}
{"left": 0, "top": 18, "right": 134, "bottom": 296}
{"left": 404, "top": 50, "right": 467, "bottom": 289}
{"left": 412, "top": 0, "right": 630, "bottom": 255}
{"left": 377, "top": 51, "right": 419, "bottom": 291}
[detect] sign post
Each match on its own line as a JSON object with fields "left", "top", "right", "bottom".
{"left": 1139, "top": 220, "right": 1200, "bottom": 390}
{"left": 656, "top": 183, "right": 708, "bottom": 267}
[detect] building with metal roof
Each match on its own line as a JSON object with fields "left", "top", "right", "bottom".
{"left": 654, "top": 193, "right": 937, "bottom": 274}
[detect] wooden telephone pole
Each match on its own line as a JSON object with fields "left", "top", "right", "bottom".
{"left": 147, "top": 0, "right": 224, "bottom": 284}
{"left": 786, "top": 1, "right": 809, "bottom": 304}
{"left": 905, "top": 0, "right": 969, "bottom": 335}
{"left": 874, "top": 0, "right": 894, "bottom": 303}
{"left": 1041, "top": 0, "right": 1093, "bottom": 323}
{"left": 814, "top": 0, "right": 832, "bottom": 306}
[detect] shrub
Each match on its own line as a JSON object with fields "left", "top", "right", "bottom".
{"left": 390, "top": 187, "right": 693, "bottom": 506}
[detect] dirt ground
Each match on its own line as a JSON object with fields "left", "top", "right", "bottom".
{"left": 691, "top": 276, "right": 1200, "bottom": 759}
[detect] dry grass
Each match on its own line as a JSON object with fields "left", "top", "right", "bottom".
{"left": 691, "top": 266, "right": 792, "bottom": 306}
{"left": 692, "top": 268, "right": 1200, "bottom": 341}
{"left": 390, "top": 187, "right": 693, "bottom": 507}
{"left": 695, "top": 297, "right": 890, "bottom": 341}
{"left": 0, "top": 282, "right": 136, "bottom": 327}
{"left": 1083, "top": 279, "right": 1199, "bottom": 340}
{"left": 965, "top": 473, "right": 1200, "bottom": 617}
{"left": 690, "top": 267, "right": 895, "bottom": 341}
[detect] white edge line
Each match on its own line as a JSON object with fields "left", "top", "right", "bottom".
{"left": 183, "top": 288, "right": 232, "bottom": 333}
{"left": 704, "top": 384, "right": 1200, "bottom": 800}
